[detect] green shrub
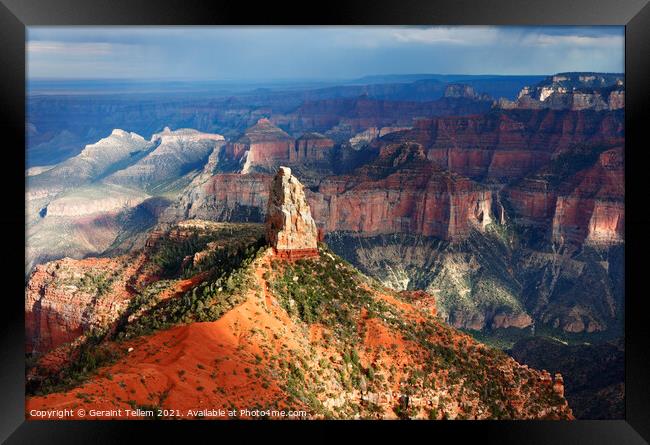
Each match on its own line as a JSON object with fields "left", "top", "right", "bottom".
{"left": 116, "top": 237, "right": 266, "bottom": 340}
{"left": 27, "top": 329, "right": 120, "bottom": 396}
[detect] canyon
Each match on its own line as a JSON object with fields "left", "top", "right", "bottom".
{"left": 155, "top": 110, "right": 623, "bottom": 334}
{"left": 25, "top": 72, "right": 625, "bottom": 419}
{"left": 26, "top": 176, "right": 572, "bottom": 420}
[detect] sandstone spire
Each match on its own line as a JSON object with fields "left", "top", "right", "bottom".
{"left": 265, "top": 166, "right": 319, "bottom": 259}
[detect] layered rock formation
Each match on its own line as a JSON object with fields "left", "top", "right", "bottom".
{"left": 168, "top": 173, "right": 271, "bottom": 222}
{"left": 223, "top": 118, "right": 295, "bottom": 172}
{"left": 25, "top": 255, "right": 142, "bottom": 354}
{"left": 170, "top": 143, "right": 493, "bottom": 242}
{"left": 384, "top": 109, "right": 624, "bottom": 181}
{"left": 265, "top": 167, "right": 318, "bottom": 259}
{"left": 25, "top": 72, "right": 625, "bottom": 343}
{"left": 105, "top": 127, "right": 225, "bottom": 191}
{"left": 25, "top": 220, "right": 265, "bottom": 356}
{"left": 505, "top": 146, "right": 624, "bottom": 246}
{"left": 272, "top": 95, "right": 494, "bottom": 140}
{"left": 491, "top": 146, "right": 625, "bottom": 334}
{"left": 444, "top": 83, "right": 492, "bottom": 101}
{"left": 292, "top": 132, "right": 334, "bottom": 162}
{"left": 27, "top": 128, "right": 225, "bottom": 276}
{"left": 499, "top": 73, "right": 624, "bottom": 111}
{"left": 43, "top": 184, "right": 149, "bottom": 218}
{"left": 324, "top": 231, "right": 534, "bottom": 331}
{"left": 27, "top": 129, "right": 154, "bottom": 199}
{"left": 31, "top": 108, "right": 621, "bottom": 336}
{"left": 222, "top": 119, "right": 337, "bottom": 173}
{"left": 310, "top": 143, "right": 493, "bottom": 239}
{"left": 348, "top": 126, "right": 411, "bottom": 150}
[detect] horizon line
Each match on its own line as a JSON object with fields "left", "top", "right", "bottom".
{"left": 27, "top": 71, "right": 623, "bottom": 83}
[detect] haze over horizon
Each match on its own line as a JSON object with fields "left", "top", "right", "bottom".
{"left": 27, "top": 26, "right": 624, "bottom": 81}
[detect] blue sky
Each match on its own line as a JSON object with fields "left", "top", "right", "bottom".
{"left": 27, "top": 26, "right": 624, "bottom": 80}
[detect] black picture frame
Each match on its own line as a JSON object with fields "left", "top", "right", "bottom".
{"left": 2, "top": 0, "right": 649, "bottom": 442}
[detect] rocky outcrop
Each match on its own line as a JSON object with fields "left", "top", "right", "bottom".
{"left": 501, "top": 73, "right": 624, "bottom": 111}
{"left": 163, "top": 109, "right": 623, "bottom": 249}
{"left": 348, "top": 126, "right": 411, "bottom": 149}
{"left": 26, "top": 232, "right": 573, "bottom": 420}
{"left": 166, "top": 173, "right": 272, "bottom": 222}
{"left": 265, "top": 167, "right": 318, "bottom": 259}
{"left": 491, "top": 311, "right": 534, "bottom": 329}
{"left": 25, "top": 220, "right": 261, "bottom": 355}
{"left": 552, "top": 148, "right": 624, "bottom": 246}
{"left": 222, "top": 120, "right": 336, "bottom": 173}
{"left": 324, "top": 230, "right": 534, "bottom": 331}
{"left": 510, "top": 337, "right": 624, "bottom": 419}
{"left": 176, "top": 144, "right": 493, "bottom": 242}
{"left": 26, "top": 71, "right": 624, "bottom": 346}
{"left": 607, "top": 90, "right": 625, "bottom": 110}
{"left": 444, "top": 83, "right": 492, "bottom": 101}
{"left": 143, "top": 106, "right": 623, "bottom": 337}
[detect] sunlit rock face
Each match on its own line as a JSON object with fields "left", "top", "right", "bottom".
{"left": 265, "top": 166, "right": 319, "bottom": 260}
{"left": 25, "top": 255, "right": 139, "bottom": 354}
{"left": 383, "top": 109, "right": 624, "bottom": 183}
{"left": 502, "top": 73, "right": 625, "bottom": 111}
{"left": 308, "top": 143, "right": 494, "bottom": 240}
{"left": 223, "top": 118, "right": 295, "bottom": 172}
{"left": 505, "top": 146, "right": 624, "bottom": 247}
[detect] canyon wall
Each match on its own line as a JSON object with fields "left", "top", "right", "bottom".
{"left": 223, "top": 119, "right": 335, "bottom": 172}
{"left": 272, "top": 95, "right": 494, "bottom": 137}
{"left": 505, "top": 147, "right": 624, "bottom": 246}
{"left": 169, "top": 143, "right": 493, "bottom": 242}
{"left": 385, "top": 109, "right": 624, "bottom": 181}
{"left": 292, "top": 133, "right": 334, "bottom": 162}
{"left": 309, "top": 143, "right": 492, "bottom": 239}
{"left": 25, "top": 255, "right": 142, "bottom": 354}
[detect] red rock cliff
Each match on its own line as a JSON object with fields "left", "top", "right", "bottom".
{"left": 386, "top": 109, "right": 624, "bottom": 181}
{"left": 25, "top": 256, "right": 141, "bottom": 354}
{"left": 186, "top": 144, "right": 492, "bottom": 241}
{"left": 291, "top": 132, "right": 334, "bottom": 162}
{"left": 223, "top": 118, "right": 295, "bottom": 170}
{"left": 505, "top": 147, "right": 624, "bottom": 246}
{"left": 309, "top": 143, "right": 493, "bottom": 239}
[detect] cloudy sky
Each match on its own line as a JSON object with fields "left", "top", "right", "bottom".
{"left": 27, "top": 26, "right": 624, "bottom": 80}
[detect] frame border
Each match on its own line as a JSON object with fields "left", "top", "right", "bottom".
{"left": 2, "top": 0, "right": 649, "bottom": 442}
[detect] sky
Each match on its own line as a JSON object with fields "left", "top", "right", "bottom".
{"left": 27, "top": 26, "right": 624, "bottom": 81}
